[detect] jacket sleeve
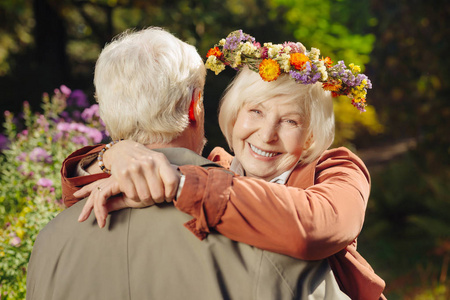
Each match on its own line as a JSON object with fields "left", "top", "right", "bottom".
{"left": 175, "top": 148, "right": 370, "bottom": 260}
{"left": 61, "top": 144, "right": 109, "bottom": 207}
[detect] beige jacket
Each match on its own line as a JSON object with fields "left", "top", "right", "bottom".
{"left": 27, "top": 147, "right": 348, "bottom": 300}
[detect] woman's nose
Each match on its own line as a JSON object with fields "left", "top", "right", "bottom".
{"left": 257, "top": 123, "right": 278, "bottom": 143}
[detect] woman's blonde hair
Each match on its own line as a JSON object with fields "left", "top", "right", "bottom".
{"left": 219, "top": 68, "right": 335, "bottom": 164}
{"left": 94, "top": 27, "right": 205, "bottom": 144}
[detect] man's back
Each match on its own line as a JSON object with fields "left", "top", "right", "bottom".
{"left": 27, "top": 148, "right": 347, "bottom": 300}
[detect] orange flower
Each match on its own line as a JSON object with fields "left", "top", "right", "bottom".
{"left": 321, "top": 56, "right": 333, "bottom": 68}
{"left": 322, "top": 81, "right": 342, "bottom": 93}
{"left": 331, "top": 91, "right": 340, "bottom": 98}
{"left": 289, "top": 53, "right": 309, "bottom": 70}
{"left": 206, "top": 47, "right": 223, "bottom": 58}
{"left": 259, "top": 59, "right": 281, "bottom": 82}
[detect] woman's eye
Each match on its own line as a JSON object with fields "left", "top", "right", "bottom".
{"left": 250, "top": 109, "right": 262, "bottom": 115}
{"left": 285, "top": 119, "right": 298, "bottom": 126}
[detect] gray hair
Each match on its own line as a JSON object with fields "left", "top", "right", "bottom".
{"left": 94, "top": 27, "right": 206, "bottom": 144}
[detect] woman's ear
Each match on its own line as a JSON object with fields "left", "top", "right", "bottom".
{"left": 189, "top": 89, "right": 203, "bottom": 123}
{"left": 303, "top": 133, "right": 314, "bottom": 150}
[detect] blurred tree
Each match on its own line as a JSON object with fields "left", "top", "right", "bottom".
{"left": 0, "top": 0, "right": 381, "bottom": 153}
{"left": 369, "top": 0, "right": 450, "bottom": 167}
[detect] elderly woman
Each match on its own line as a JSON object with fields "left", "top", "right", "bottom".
{"left": 63, "top": 31, "right": 385, "bottom": 299}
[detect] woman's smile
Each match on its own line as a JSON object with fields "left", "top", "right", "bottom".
{"left": 248, "top": 143, "right": 280, "bottom": 158}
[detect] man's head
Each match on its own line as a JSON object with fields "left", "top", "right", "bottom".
{"left": 94, "top": 27, "right": 206, "bottom": 151}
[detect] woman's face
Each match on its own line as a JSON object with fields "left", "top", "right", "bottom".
{"left": 231, "top": 96, "right": 310, "bottom": 181}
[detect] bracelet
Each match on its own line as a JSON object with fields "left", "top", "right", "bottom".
{"left": 97, "top": 139, "right": 123, "bottom": 174}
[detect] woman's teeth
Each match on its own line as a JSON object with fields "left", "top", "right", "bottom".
{"left": 250, "top": 144, "right": 278, "bottom": 157}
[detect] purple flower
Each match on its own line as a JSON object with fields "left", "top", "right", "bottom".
{"left": 67, "top": 90, "right": 89, "bottom": 108}
{"left": 224, "top": 30, "right": 255, "bottom": 50}
{"left": 37, "top": 178, "right": 53, "bottom": 188}
{"left": 53, "top": 131, "right": 63, "bottom": 141}
{"left": 72, "top": 135, "right": 88, "bottom": 146}
{"left": 0, "top": 134, "right": 9, "bottom": 151}
{"left": 29, "top": 147, "right": 52, "bottom": 163}
{"left": 72, "top": 111, "right": 81, "bottom": 120}
{"left": 289, "top": 62, "right": 321, "bottom": 84}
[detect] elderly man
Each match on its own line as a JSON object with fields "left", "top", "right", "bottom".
{"left": 26, "top": 27, "right": 346, "bottom": 300}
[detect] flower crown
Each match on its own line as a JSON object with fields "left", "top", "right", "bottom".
{"left": 205, "top": 30, "right": 372, "bottom": 112}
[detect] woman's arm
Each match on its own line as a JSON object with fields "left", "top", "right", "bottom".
{"left": 61, "top": 144, "right": 108, "bottom": 207}
{"left": 61, "top": 143, "right": 369, "bottom": 260}
{"left": 175, "top": 147, "right": 370, "bottom": 260}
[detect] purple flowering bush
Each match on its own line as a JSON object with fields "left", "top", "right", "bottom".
{"left": 0, "top": 86, "right": 107, "bottom": 299}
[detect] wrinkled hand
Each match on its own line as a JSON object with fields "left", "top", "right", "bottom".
{"left": 74, "top": 177, "right": 156, "bottom": 228}
{"left": 74, "top": 169, "right": 181, "bottom": 228}
{"left": 102, "top": 140, "right": 181, "bottom": 203}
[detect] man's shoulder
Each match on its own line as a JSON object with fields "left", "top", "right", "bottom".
{"left": 153, "top": 147, "right": 219, "bottom": 167}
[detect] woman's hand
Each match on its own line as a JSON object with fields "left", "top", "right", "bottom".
{"left": 98, "top": 140, "right": 181, "bottom": 203}
{"left": 74, "top": 140, "right": 183, "bottom": 227}
{"left": 75, "top": 177, "right": 159, "bottom": 228}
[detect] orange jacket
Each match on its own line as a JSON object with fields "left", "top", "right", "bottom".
{"left": 60, "top": 145, "right": 386, "bottom": 300}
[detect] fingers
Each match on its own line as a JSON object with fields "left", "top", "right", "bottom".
{"left": 78, "top": 196, "right": 94, "bottom": 222}
{"left": 77, "top": 178, "right": 121, "bottom": 228}
{"left": 73, "top": 182, "right": 97, "bottom": 198}
{"left": 159, "top": 165, "right": 181, "bottom": 202}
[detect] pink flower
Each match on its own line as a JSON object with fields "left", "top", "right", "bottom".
{"left": 56, "top": 122, "right": 71, "bottom": 132}
{"left": 60, "top": 85, "right": 72, "bottom": 96}
{"left": 81, "top": 104, "right": 100, "bottom": 121}
{"left": 10, "top": 236, "right": 21, "bottom": 247}
{"left": 16, "top": 152, "right": 27, "bottom": 162}
{"left": 86, "top": 128, "right": 103, "bottom": 143}
{"left": 37, "top": 178, "right": 53, "bottom": 188}
{"left": 29, "top": 147, "right": 52, "bottom": 163}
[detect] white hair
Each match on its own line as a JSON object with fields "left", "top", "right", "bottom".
{"left": 94, "top": 27, "right": 206, "bottom": 144}
{"left": 219, "top": 68, "right": 335, "bottom": 164}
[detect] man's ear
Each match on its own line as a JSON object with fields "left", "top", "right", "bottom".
{"left": 189, "top": 88, "right": 202, "bottom": 123}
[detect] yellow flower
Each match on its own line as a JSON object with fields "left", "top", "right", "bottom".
{"left": 16, "top": 228, "right": 25, "bottom": 239}
{"left": 231, "top": 51, "right": 242, "bottom": 68}
{"left": 350, "top": 82, "right": 367, "bottom": 100}
{"left": 279, "top": 53, "right": 291, "bottom": 72}
{"left": 349, "top": 63, "right": 361, "bottom": 73}
{"left": 241, "top": 42, "right": 257, "bottom": 55}
{"left": 267, "top": 44, "right": 283, "bottom": 58}
{"left": 259, "top": 59, "right": 281, "bottom": 82}
{"left": 205, "top": 56, "right": 226, "bottom": 75}
{"left": 308, "top": 47, "right": 320, "bottom": 61}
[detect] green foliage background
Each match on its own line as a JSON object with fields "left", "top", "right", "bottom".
{"left": 0, "top": 0, "right": 449, "bottom": 299}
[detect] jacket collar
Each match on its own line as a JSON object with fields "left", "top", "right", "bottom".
{"left": 286, "top": 156, "right": 320, "bottom": 189}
